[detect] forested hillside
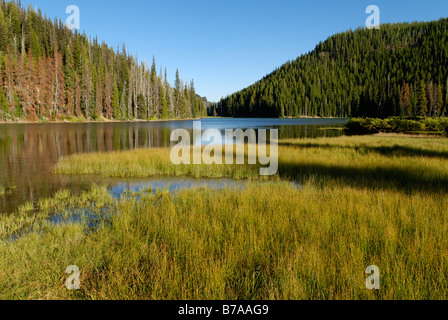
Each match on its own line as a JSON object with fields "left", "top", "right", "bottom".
{"left": 0, "top": 0, "right": 207, "bottom": 121}
{"left": 215, "top": 18, "right": 448, "bottom": 118}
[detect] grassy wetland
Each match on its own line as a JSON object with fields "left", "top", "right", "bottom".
{"left": 1, "top": 134, "right": 448, "bottom": 299}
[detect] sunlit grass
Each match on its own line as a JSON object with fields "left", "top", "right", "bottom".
{"left": 55, "top": 135, "right": 448, "bottom": 193}
{"left": 1, "top": 134, "right": 448, "bottom": 300}
{"left": 54, "top": 146, "right": 264, "bottom": 180}
{"left": 1, "top": 181, "right": 447, "bottom": 300}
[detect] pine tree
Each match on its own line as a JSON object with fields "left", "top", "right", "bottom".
{"left": 159, "top": 77, "right": 168, "bottom": 119}
{"left": 137, "top": 93, "right": 146, "bottom": 119}
{"left": 81, "top": 51, "right": 92, "bottom": 119}
{"left": 427, "top": 81, "right": 436, "bottom": 117}
{"left": 95, "top": 76, "right": 103, "bottom": 119}
{"left": 0, "top": 87, "right": 8, "bottom": 119}
{"left": 74, "top": 74, "right": 82, "bottom": 117}
{"left": 64, "top": 44, "right": 76, "bottom": 117}
{"left": 174, "top": 69, "right": 181, "bottom": 117}
{"left": 15, "top": 51, "right": 26, "bottom": 117}
{"left": 37, "top": 56, "right": 48, "bottom": 118}
{"left": 4, "top": 46, "right": 16, "bottom": 116}
{"left": 436, "top": 84, "right": 443, "bottom": 116}
{"left": 418, "top": 80, "right": 428, "bottom": 117}
{"left": 127, "top": 77, "right": 132, "bottom": 119}
{"left": 25, "top": 50, "right": 38, "bottom": 120}
{"left": 445, "top": 78, "right": 448, "bottom": 116}
{"left": 112, "top": 80, "right": 120, "bottom": 119}
{"left": 0, "top": 62, "right": 8, "bottom": 119}
{"left": 164, "top": 68, "right": 172, "bottom": 118}
{"left": 53, "top": 49, "right": 66, "bottom": 119}
{"left": 104, "top": 71, "right": 112, "bottom": 119}
{"left": 190, "top": 80, "right": 198, "bottom": 118}
{"left": 400, "top": 82, "right": 411, "bottom": 116}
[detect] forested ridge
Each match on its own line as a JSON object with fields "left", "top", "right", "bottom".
{"left": 215, "top": 18, "right": 448, "bottom": 119}
{"left": 0, "top": 0, "right": 207, "bottom": 122}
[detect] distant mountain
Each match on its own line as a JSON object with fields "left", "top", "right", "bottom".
{"left": 215, "top": 18, "right": 448, "bottom": 118}
{"left": 196, "top": 94, "right": 212, "bottom": 109}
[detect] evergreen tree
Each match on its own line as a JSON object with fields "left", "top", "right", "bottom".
{"left": 418, "top": 80, "right": 428, "bottom": 117}
{"left": 0, "top": 1, "right": 201, "bottom": 121}
{"left": 445, "top": 79, "right": 448, "bottom": 116}
{"left": 104, "top": 71, "right": 113, "bottom": 119}
{"left": 95, "top": 76, "right": 103, "bottom": 119}
{"left": 174, "top": 69, "right": 181, "bottom": 117}
{"left": 159, "top": 77, "right": 168, "bottom": 119}
{"left": 436, "top": 84, "right": 443, "bottom": 116}
{"left": 400, "top": 82, "right": 411, "bottom": 116}
{"left": 112, "top": 80, "right": 120, "bottom": 119}
{"left": 0, "top": 87, "right": 8, "bottom": 119}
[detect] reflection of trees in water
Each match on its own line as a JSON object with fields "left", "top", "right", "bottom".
{"left": 278, "top": 125, "right": 344, "bottom": 140}
{"left": 0, "top": 123, "right": 343, "bottom": 213}
{"left": 0, "top": 124, "right": 176, "bottom": 213}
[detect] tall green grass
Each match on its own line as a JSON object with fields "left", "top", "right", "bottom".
{"left": 1, "top": 181, "right": 447, "bottom": 299}
{"left": 55, "top": 135, "right": 448, "bottom": 193}
{"left": 1, "top": 134, "right": 448, "bottom": 300}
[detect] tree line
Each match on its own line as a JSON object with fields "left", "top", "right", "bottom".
{"left": 214, "top": 18, "right": 448, "bottom": 119}
{"left": 0, "top": 0, "right": 207, "bottom": 121}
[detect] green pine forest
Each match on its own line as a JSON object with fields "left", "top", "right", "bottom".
{"left": 214, "top": 18, "right": 448, "bottom": 119}
{"left": 0, "top": 0, "right": 207, "bottom": 122}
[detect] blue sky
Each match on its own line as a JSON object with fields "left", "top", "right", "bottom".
{"left": 18, "top": 0, "right": 448, "bottom": 102}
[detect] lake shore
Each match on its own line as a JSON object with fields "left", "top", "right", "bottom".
{"left": 0, "top": 116, "right": 350, "bottom": 124}
{"left": 0, "top": 117, "right": 206, "bottom": 125}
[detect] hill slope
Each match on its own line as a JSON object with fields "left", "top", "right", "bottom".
{"left": 216, "top": 18, "right": 448, "bottom": 118}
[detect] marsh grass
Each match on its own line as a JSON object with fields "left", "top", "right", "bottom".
{"left": 1, "top": 181, "right": 447, "bottom": 300}
{"left": 0, "top": 185, "right": 114, "bottom": 242}
{"left": 0, "top": 185, "right": 15, "bottom": 196}
{"left": 1, "top": 134, "right": 448, "bottom": 300}
{"left": 54, "top": 145, "right": 265, "bottom": 180}
{"left": 55, "top": 135, "right": 448, "bottom": 193}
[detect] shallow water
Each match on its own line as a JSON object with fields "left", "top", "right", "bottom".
{"left": 0, "top": 118, "right": 346, "bottom": 213}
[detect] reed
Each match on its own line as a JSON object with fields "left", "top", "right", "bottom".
{"left": 1, "top": 134, "right": 448, "bottom": 300}
{"left": 55, "top": 135, "right": 448, "bottom": 193}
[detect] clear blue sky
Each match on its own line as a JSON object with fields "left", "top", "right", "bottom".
{"left": 18, "top": 0, "right": 448, "bottom": 102}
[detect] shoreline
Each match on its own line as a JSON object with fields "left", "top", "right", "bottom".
{"left": 0, "top": 116, "right": 347, "bottom": 124}
{"left": 7, "top": 115, "right": 445, "bottom": 125}
{"left": 0, "top": 117, "right": 206, "bottom": 125}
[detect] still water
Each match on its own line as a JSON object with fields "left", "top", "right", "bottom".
{"left": 0, "top": 118, "right": 347, "bottom": 213}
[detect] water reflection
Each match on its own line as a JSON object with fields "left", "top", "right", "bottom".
{"left": 0, "top": 118, "right": 346, "bottom": 213}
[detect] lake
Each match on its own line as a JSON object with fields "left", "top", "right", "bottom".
{"left": 0, "top": 118, "right": 347, "bottom": 213}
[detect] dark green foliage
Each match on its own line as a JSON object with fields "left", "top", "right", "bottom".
{"left": 345, "top": 117, "right": 448, "bottom": 135}
{"left": 439, "top": 118, "right": 448, "bottom": 136}
{"left": 217, "top": 18, "right": 448, "bottom": 119}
